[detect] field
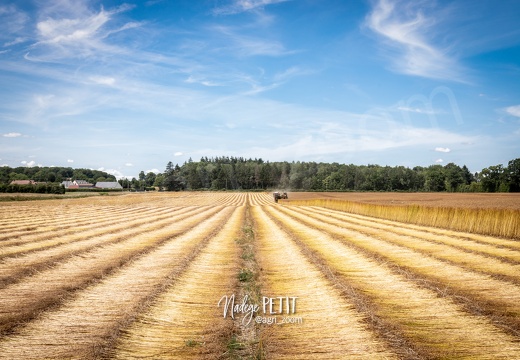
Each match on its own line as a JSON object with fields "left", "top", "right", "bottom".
{"left": 0, "top": 192, "right": 519, "bottom": 359}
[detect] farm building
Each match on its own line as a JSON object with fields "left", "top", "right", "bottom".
{"left": 10, "top": 180, "right": 38, "bottom": 185}
{"left": 61, "top": 180, "right": 94, "bottom": 189}
{"left": 95, "top": 182, "right": 123, "bottom": 190}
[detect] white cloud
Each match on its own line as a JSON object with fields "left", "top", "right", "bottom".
{"left": 505, "top": 105, "right": 520, "bottom": 118}
{"left": 435, "top": 147, "right": 451, "bottom": 153}
{"left": 213, "top": 0, "right": 290, "bottom": 15}
{"left": 435, "top": 159, "right": 443, "bottom": 163}
{"left": 104, "top": 168, "right": 125, "bottom": 179}
{"left": 125, "top": 163, "right": 134, "bottom": 167}
{"left": 21, "top": 160, "right": 36, "bottom": 167}
{"left": 365, "top": 0, "right": 463, "bottom": 81}
{"left": 145, "top": 168, "right": 160, "bottom": 174}
{"left": 89, "top": 76, "right": 116, "bottom": 86}
{"left": 174, "top": 152, "right": 183, "bottom": 156}
{"left": 4, "top": 37, "right": 27, "bottom": 47}
{"left": 3, "top": 132, "right": 22, "bottom": 137}
{"left": 67, "top": 159, "right": 74, "bottom": 163}
{"left": 26, "top": 3, "right": 139, "bottom": 61}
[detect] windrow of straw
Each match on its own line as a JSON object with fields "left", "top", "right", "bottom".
{"left": 252, "top": 206, "right": 398, "bottom": 359}
{"left": 0, "top": 206, "right": 211, "bottom": 289}
{"left": 307, "top": 206, "right": 520, "bottom": 255}
{"left": 0, "top": 204, "right": 191, "bottom": 259}
{"left": 263, "top": 205, "right": 520, "bottom": 359}
{"left": 0, "top": 205, "right": 225, "bottom": 335}
{"left": 0, "top": 205, "right": 237, "bottom": 359}
{"left": 283, "top": 198, "right": 520, "bottom": 239}
{"left": 113, "top": 206, "right": 245, "bottom": 359}
{"left": 287, "top": 206, "right": 520, "bottom": 283}
{"left": 272, "top": 205, "right": 520, "bottom": 334}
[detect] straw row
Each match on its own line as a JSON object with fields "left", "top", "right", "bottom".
{"left": 252, "top": 205, "right": 398, "bottom": 359}
{"left": 0, "top": 206, "right": 210, "bottom": 289}
{"left": 284, "top": 198, "right": 520, "bottom": 239}
{"left": 112, "top": 206, "right": 245, "bottom": 359}
{"left": 0, "top": 206, "right": 235, "bottom": 359}
{"left": 264, "top": 205, "right": 520, "bottom": 359}
{"left": 0, "top": 205, "right": 225, "bottom": 335}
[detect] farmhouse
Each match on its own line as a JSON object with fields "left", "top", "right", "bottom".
{"left": 95, "top": 182, "right": 123, "bottom": 190}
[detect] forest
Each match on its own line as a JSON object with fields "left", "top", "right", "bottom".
{"left": 131, "top": 156, "right": 519, "bottom": 193}
{"left": 1, "top": 157, "right": 519, "bottom": 193}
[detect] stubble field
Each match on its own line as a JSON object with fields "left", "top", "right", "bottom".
{"left": 0, "top": 192, "right": 519, "bottom": 359}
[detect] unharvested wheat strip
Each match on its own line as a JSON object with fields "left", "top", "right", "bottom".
{"left": 292, "top": 206, "right": 520, "bottom": 281}
{"left": 264, "top": 205, "right": 520, "bottom": 359}
{"left": 113, "top": 206, "right": 245, "bottom": 359}
{"left": 0, "top": 206, "right": 209, "bottom": 288}
{"left": 0, "top": 205, "right": 173, "bottom": 250}
{"left": 316, "top": 206, "right": 520, "bottom": 251}
{"left": 275, "top": 206, "right": 520, "bottom": 330}
{"left": 0, "top": 205, "right": 186, "bottom": 258}
{"left": 306, "top": 206, "right": 520, "bottom": 261}
{"left": 0, "top": 206, "right": 224, "bottom": 334}
{"left": 0, "top": 206, "right": 235, "bottom": 359}
{"left": 253, "top": 206, "right": 397, "bottom": 359}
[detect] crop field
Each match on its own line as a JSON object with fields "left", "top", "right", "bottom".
{"left": 0, "top": 192, "right": 519, "bottom": 359}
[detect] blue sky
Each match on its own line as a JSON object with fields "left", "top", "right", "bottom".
{"left": 0, "top": 0, "right": 519, "bottom": 179}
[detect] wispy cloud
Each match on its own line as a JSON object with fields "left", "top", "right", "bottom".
{"left": 3, "top": 132, "right": 22, "bottom": 138}
{"left": 505, "top": 105, "right": 520, "bottom": 118}
{"left": 213, "top": 0, "right": 290, "bottom": 15}
{"left": 435, "top": 147, "right": 451, "bottom": 153}
{"left": 365, "top": 0, "right": 464, "bottom": 81}
{"left": 26, "top": 2, "right": 140, "bottom": 61}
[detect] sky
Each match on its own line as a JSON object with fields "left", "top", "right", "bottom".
{"left": 0, "top": 0, "right": 519, "bottom": 179}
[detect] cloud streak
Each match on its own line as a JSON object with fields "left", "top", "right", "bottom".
{"left": 365, "top": 0, "right": 464, "bottom": 81}
{"left": 213, "top": 0, "right": 290, "bottom": 15}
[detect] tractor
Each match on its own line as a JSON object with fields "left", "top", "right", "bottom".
{"left": 273, "top": 191, "right": 288, "bottom": 203}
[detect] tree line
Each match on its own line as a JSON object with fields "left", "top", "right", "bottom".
{"left": 146, "top": 156, "right": 520, "bottom": 193}
{"left": 2, "top": 157, "right": 519, "bottom": 193}
{"left": 0, "top": 166, "right": 117, "bottom": 193}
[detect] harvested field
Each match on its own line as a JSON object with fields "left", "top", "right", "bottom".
{"left": 0, "top": 191, "right": 519, "bottom": 359}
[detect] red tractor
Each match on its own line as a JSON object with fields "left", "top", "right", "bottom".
{"left": 273, "top": 192, "right": 288, "bottom": 203}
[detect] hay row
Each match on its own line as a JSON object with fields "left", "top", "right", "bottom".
{"left": 252, "top": 206, "right": 398, "bottom": 359}
{"left": 0, "top": 206, "right": 235, "bottom": 359}
{"left": 0, "top": 206, "right": 210, "bottom": 289}
{"left": 321, "top": 207, "right": 520, "bottom": 252}
{"left": 112, "top": 206, "right": 244, "bottom": 359}
{"left": 291, "top": 206, "right": 520, "bottom": 281}
{"left": 248, "top": 192, "right": 273, "bottom": 206}
{"left": 0, "top": 206, "right": 224, "bottom": 335}
{"left": 263, "top": 205, "right": 520, "bottom": 359}
{"left": 0, "top": 204, "right": 147, "bottom": 241}
{"left": 285, "top": 198, "right": 520, "bottom": 239}
{"left": 306, "top": 206, "right": 520, "bottom": 262}
{"left": 0, "top": 205, "right": 182, "bottom": 257}
{"left": 274, "top": 205, "right": 520, "bottom": 334}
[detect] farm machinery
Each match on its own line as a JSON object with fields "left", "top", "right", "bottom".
{"left": 273, "top": 192, "right": 288, "bottom": 203}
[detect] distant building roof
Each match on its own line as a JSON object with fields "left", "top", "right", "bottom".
{"left": 10, "top": 180, "right": 36, "bottom": 185}
{"left": 75, "top": 180, "right": 92, "bottom": 185}
{"left": 95, "top": 182, "right": 123, "bottom": 189}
